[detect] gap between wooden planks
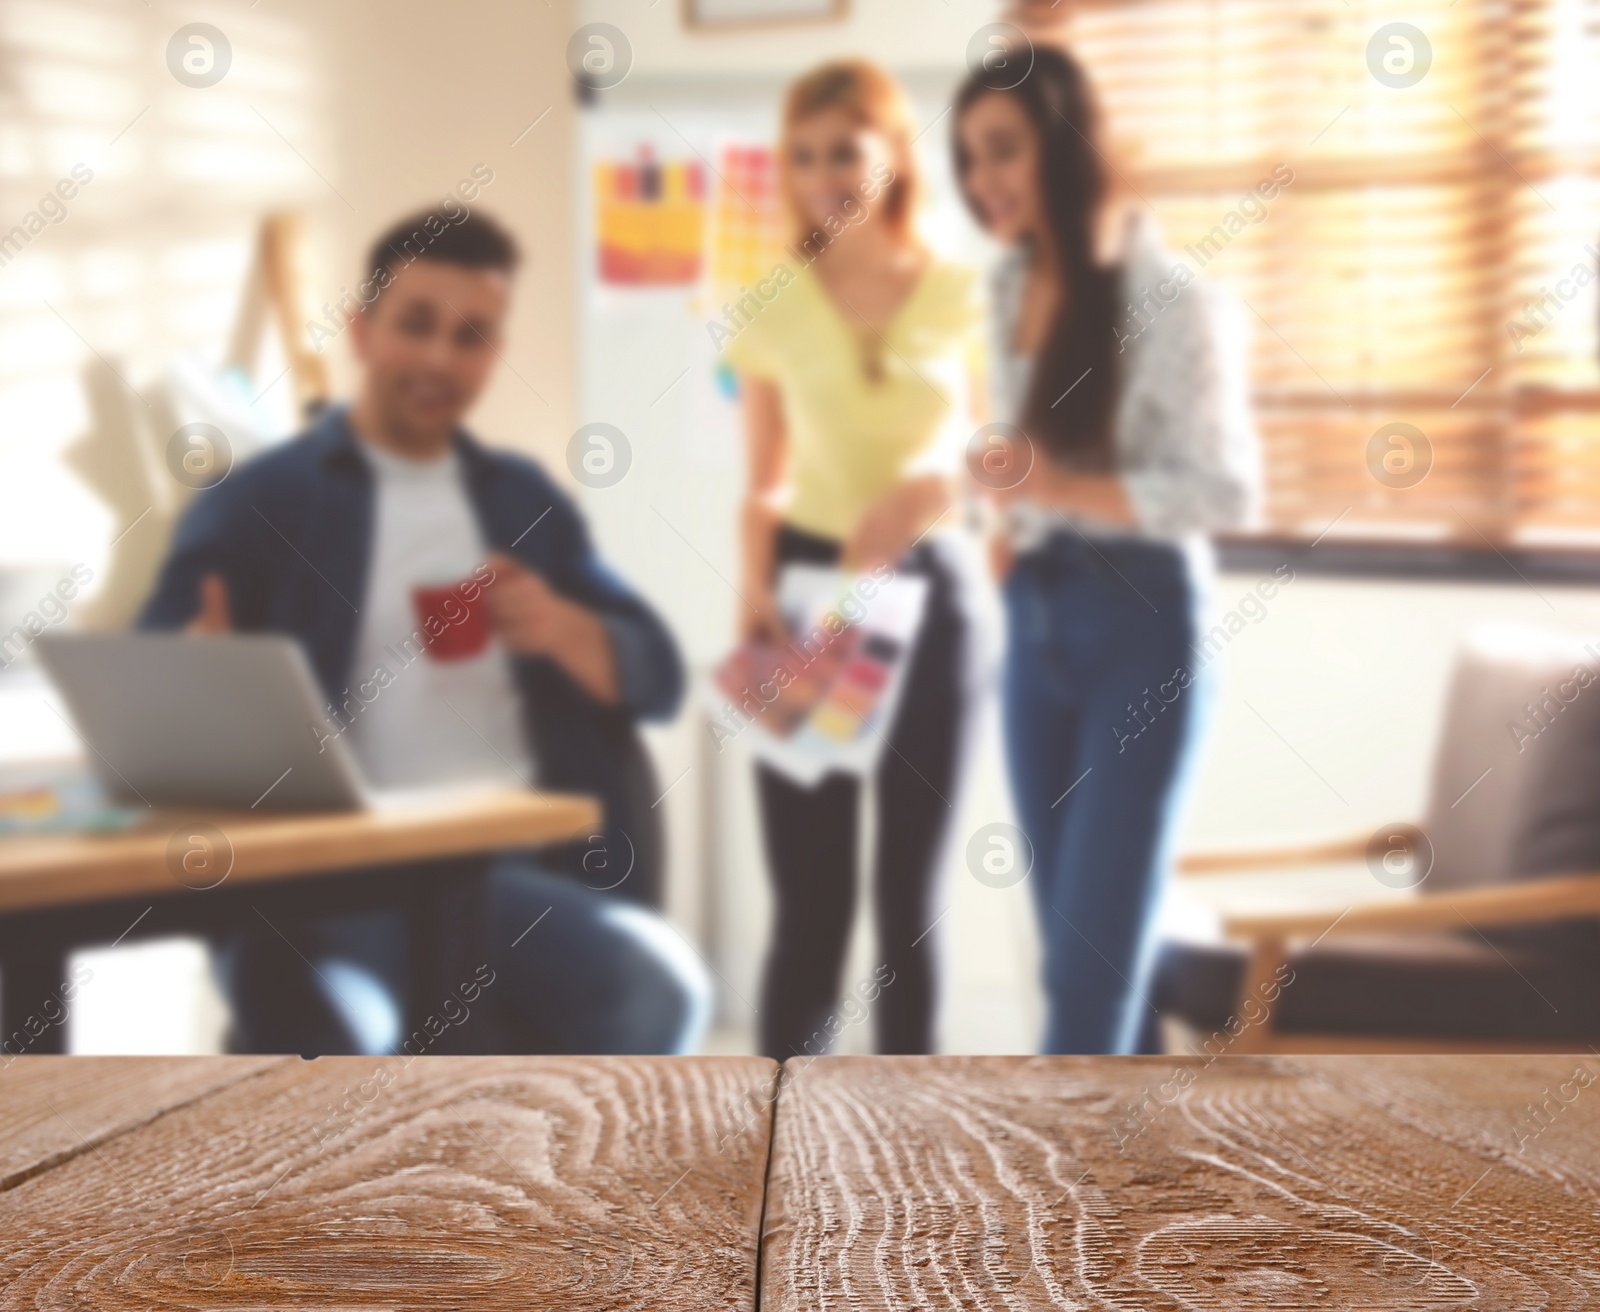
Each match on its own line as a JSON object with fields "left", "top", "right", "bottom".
{"left": 2, "top": 1054, "right": 1596, "bottom": 1309}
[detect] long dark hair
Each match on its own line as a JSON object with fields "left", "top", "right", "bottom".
{"left": 954, "top": 46, "right": 1121, "bottom": 468}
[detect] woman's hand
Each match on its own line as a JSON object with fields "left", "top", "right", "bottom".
{"left": 739, "top": 583, "right": 788, "bottom": 644}
{"left": 843, "top": 474, "right": 951, "bottom": 572}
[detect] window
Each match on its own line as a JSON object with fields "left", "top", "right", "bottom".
{"left": 1065, "top": 0, "right": 1600, "bottom": 544}
{"left": 0, "top": 1, "right": 327, "bottom": 569}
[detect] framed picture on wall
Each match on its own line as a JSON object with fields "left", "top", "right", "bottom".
{"left": 684, "top": 0, "right": 848, "bottom": 30}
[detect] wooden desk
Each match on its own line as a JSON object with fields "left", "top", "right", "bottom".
{"left": 0, "top": 790, "right": 598, "bottom": 1054}
{"left": 1, "top": 1055, "right": 1592, "bottom": 1307}
{"left": 0, "top": 790, "right": 598, "bottom": 913}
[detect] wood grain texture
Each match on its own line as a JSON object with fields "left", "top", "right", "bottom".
{"left": 0, "top": 1056, "right": 284, "bottom": 1191}
{"left": 0, "top": 790, "right": 598, "bottom": 913}
{"left": 761, "top": 1055, "right": 1600, "bottom": 1310}
{"left": 0, "top": 1055, "right": 776, "bottom": 1311}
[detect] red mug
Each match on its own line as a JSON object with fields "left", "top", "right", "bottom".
{"left": 411, "top": 575, "right": 492, "bottom": 662}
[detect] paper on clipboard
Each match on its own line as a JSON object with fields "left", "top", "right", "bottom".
{"left": 710, "top": 564, "right": 929, "bottom": 787}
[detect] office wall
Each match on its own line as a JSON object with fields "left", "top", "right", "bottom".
{"left": 291, "top": 0, "right": 579, "bottom": 467}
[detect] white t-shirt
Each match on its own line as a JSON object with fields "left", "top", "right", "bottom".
{"left": 343, "top": 442, "right": 532, "bottom": 790}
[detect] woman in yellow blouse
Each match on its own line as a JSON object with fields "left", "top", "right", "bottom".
{"left": 723, "top": 60, "right": 983, "bottom": 1058}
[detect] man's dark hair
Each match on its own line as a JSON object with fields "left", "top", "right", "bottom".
{"left": 364, "top": 207, "right": 520, "bottom": 293}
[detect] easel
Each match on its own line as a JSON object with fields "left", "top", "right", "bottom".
{"left": 67, "top": 211, "right": 331, "bottom": 628}
{"left": 226, "top": 212, "right": 332, "bottom": 420}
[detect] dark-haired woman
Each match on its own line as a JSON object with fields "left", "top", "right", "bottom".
{"left": 954, "top": 48, "right": 1260, "bottom": 1054}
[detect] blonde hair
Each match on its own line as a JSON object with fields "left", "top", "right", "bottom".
{"left": 778, "top": 59, "right": 919, "bottom": 248}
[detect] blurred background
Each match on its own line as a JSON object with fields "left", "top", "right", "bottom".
{"left": 4, "top": 0, "right": 1600, "bottom": 1055}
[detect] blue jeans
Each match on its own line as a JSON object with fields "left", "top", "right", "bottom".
{"left": 215, "top": 856, "right": 711, "bottom": 1055}
{"left": 1003, "top": 533, "right": 1210, "bottom": 1054}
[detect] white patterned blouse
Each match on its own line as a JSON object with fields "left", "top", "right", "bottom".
{"left": 989, "top": 216, "right": 1262, "bottom": 548}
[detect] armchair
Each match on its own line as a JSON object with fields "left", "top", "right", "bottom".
{"left": 1151, "top": 625, "right": 1600, "bottom": 1053}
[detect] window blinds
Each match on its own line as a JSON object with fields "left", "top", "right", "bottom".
{"left": 1062, "top": 0, "right": 1600, "bottom": 542}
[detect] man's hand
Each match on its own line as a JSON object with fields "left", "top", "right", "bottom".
{"left": 485, "top": 552, "right": 619, "bottom": 705}
{"left": 187, "top": 573, "right": 232, "bottom": 634}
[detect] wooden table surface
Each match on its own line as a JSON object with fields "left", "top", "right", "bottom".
{"left": 2, "top": 1055, "right": 1594, "bottom": 1308}
{"left": 1, "top": 1056, "right": 779, "bottom": 1310}
{"left": 0, "top": 789, "right": 599, "bottom": 913}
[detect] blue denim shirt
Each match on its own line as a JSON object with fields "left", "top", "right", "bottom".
{"left": 139, "top": 406, "right": 683, "bottom": 898}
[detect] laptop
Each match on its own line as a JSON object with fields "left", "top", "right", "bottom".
{"left": 35, "top": 632, "right": 367, "bottom": 811}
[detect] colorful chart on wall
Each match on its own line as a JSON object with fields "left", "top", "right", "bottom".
{"left": 593, "top": 146, "right": 707, "bottom": 285}
{"left": 709, "top": 143, "right": 788, "bottom": 295}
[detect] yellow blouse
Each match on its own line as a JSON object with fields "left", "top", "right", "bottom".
{"left": 723, "top": 258, "right": 981, "bottom": 541}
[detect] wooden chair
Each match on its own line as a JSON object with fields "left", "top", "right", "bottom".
{"left": 1153, "top": 625, "right": 1600, "bottom": 1053}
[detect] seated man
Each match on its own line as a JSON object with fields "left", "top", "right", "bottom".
{"left": 141, "top": 208, "right": 708, "bottom": 1055}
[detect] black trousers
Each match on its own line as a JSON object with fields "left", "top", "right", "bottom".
{"left": 756, "top": 524, "right": 981, "bottom": 1058}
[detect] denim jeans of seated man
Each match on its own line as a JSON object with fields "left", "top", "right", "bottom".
{"left": 213, "top": 855, "right": 712, "bottom": 1056}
